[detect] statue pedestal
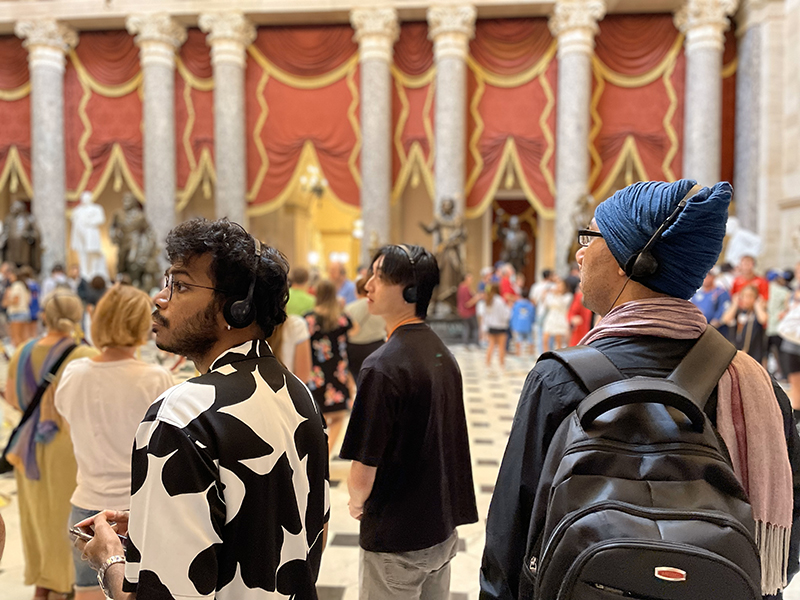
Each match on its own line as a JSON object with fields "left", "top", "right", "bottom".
{"left": 427, "top": 315, "right": 467, "bottom": 345}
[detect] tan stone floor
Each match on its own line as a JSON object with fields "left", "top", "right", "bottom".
{"left": 1, "top": 341, "right": 799, "bottom": 600}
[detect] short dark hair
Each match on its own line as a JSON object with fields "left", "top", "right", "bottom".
{"left": 370, "top": 244, "right": 439, "bottom": 319}
{"left": 542, "top": 269, "right": 553, "bottom": 279}
{"left": 291, "top": 267, "right": 309, "bottom": 286}
{"left": 165, "top": 218, "right": 289, "bottom": 338}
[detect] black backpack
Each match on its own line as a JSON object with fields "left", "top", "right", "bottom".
{"left": 520, "top": 327, "right": 761, "bottom": 600}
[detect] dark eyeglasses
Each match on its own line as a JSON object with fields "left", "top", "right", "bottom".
{"left": 577, "top": 229, "right": 604, "bottom": 248}
{"left": 162, "top": 273, "right": 228, "bottom": 301}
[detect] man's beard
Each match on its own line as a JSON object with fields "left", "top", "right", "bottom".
{"left": 154, "top": 300, "right": 220, "bottom": 361}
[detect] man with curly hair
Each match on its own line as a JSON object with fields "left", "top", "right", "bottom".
{"left": 78, "top": 219, "right": 329, "bottom": 600}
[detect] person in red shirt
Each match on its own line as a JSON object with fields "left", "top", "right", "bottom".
{"left": 457, "top": 273, "right": 482, "bottom": 347}
{"left": 731, "top": 255, "right": 769, "bottom": 300}
{"left": 498, "top": 264, "right": 518, "bottom": 302}
{"left": 567, "top": 288, "right": 594, "bottom": 347}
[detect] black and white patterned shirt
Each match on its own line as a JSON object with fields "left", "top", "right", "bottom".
{"left": 122, "top": 340, "right": 329, "bottom": 599}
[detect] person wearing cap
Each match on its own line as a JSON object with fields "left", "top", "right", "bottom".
{"left": 479, "top": 179, "right": 800, "bottom": 600}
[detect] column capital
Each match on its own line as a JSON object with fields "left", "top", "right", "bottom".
{"left": 427, "top": 5, "right": 476, "bottom": 61}
{"left": 735, "top": 0, "right": 770, "bottom": 35}
{"left": 198, "top": 12, "right": 256, "bottom": 68}
{"left": 15, "top": 19, "right": 77, "bottom": 71}
{"left": 548, "top": 0, "right": 606, "bottom": 57}
{"left": 126, "top": 14, "right": 186, "bottom": 69}
{"left": 350, "top": 8, "right": 399, "bottom": 63}
{"left": 675, "top": 0, "right": 738, "bottom": 52}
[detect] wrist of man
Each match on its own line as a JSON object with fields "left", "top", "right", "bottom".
{"left": 103, "top": 560, "right": 126, "bottom": 599}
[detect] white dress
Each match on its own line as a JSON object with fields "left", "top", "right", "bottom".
{"left": 542, "top": 293, "right": 573, "bottom": 337}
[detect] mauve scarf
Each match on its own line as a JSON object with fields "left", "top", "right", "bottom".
{"left": 580, "top": 297, "right": 793, "bottom": 595}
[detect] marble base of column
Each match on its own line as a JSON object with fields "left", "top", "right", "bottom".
{"left": 360, "top": 59, "right": 392, "bottom": 265}
{"left": 214, "top": 61, "right": 247, "bottom": 226}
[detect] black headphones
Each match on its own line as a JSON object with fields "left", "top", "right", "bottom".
{"left": 624, "top": 185, "right": 700, "bottom": 280}
{"left": 395, "top": 244, "right": 418, "bottom": 304}
{"left": 223, "top": 235, "right": 263, "bottom": 329}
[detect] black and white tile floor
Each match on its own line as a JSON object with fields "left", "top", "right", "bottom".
{"left": 1, "top": 342, "right": 799, "bottom": 599}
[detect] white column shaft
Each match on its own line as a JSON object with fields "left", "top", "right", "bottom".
{"left": 733, "top": 23, "right": 761, "bottom": 231}
{"left": 213, "top": 59, "right": 247, "bottom": 225}
{"left": 434, "top": 55, "right": 468, "bottom": 216}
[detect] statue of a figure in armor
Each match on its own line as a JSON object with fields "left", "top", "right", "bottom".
{"left": 111, "top": 193, "right": 159, "bottom": 291}
{"left": 420, "top": 198, "right": 466, "bottom": 313}
{"left": 0, "top": 200, "right": 41, "bottom": 271}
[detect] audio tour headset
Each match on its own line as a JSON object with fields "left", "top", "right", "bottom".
{"left": 623, "top": 184, "right": 702, "bottom": 280}
{"left": 395, "top": 244, "right": 419, "bottom": 304}
{"left": 223, "top": 234, "right": 264, "bottom": 329}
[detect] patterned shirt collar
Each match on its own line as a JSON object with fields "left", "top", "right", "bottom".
{"left": 209, "top": 339, "right": 273, "bottom": 372}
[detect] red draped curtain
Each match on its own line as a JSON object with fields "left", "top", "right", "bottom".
{"left": 64, "top": 31, "right": 143, "bottom": 201}
{"left": 466, "top": 18, "right": 557, "bottom": 218}
{"left": 392, "top": 22, "right": 435, "bottom": 202}
{"left": 245, "top": 24, "right": 360, "bottom": 212}
{"left": 175, "top": 28, "right": 215, "bottom": 204}
{"left": 721, "top": 29, "right": 736, "bottom": 186}
{"left": 0, "top": 36, "right": 32, "bottom": 195}
{"left": 590, "top": 15, "right": 687, "bottom": 199}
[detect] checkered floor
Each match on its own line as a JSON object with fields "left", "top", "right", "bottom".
{"left": 2, "top": 341, "right": 800, "bottom": 600}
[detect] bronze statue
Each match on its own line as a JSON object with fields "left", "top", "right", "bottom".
{"left": 0, "top": 200, "right": 41, "bottom": 272}
{"left": 110, "top": 193, "right": 159, "bottom": 291}
{"left": 419, "top": 198, "right": 466, "bottom": 313}
{"left": 498, "top": 214, "right": 531, "bottom": 274}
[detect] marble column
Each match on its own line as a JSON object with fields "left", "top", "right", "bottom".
{"left": 549, "top": 0, "right": 606, "bottom": 275}
{"left": 351, "top": 8, "right": 398, "bottom": 265}
{"left": 427, "top": 5, "right": 476, "bottom": 219}
{"left": 126, "top": 14, "right": 186, "bottom": 260}
{"left": 675, "top": 0, "right": 738, "bottom": 187}
{"left": 733, "top": 0, "right": 764, "bottom": 232}
{"left": 15, "top": 20, "right": 77, "bottom": 275}
{"left": 198, "top": 12, "right": 255, "bottom": 226}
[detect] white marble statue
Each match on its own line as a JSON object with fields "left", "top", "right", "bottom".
{"left": 725, "top": 216, "right": 762, "bottom": 266}
{"left": 71, "top": 191, "right": 109, "bottom": 279}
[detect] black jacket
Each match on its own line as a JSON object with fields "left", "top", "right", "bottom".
{"left": 480, "top": 335, "right": 800, "bottom": 600}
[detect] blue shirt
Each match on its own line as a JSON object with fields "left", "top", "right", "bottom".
{"left": 690, "top": 286, "right": 730, "bottom": 323}
{"left": 337, "top": 279, "right": 357, "bottom": 306}
{"left": 510, "top": 299, "right": 535, "bottom": 333}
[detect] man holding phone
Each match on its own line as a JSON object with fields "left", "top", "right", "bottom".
{"left": 75, "top": 219, "right": 329, "bottom": 600}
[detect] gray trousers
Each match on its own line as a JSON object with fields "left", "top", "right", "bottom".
{"left": 359, "top": 530, "right": 459, "bottom": 600}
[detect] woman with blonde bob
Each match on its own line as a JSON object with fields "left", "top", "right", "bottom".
{"left": 54, "top": 284, "right": 174, "bottom": 600}
{"left": 6, "top": 290, "right": 99, "bottom": 600}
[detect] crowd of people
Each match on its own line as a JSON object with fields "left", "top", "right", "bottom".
{"left": 0, "top": 178, "right": 799, "bottom": 600}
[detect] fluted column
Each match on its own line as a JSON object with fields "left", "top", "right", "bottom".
{"left": 549, "top": 0, "right": 606, "bottom": 274}
{"left": 427, "top": 5, "right": 476, "bottom": 219}
{"left": 126, "top": 14, "right": 186, "bottom": 260}
{"left": 199, "top": 12, "right": 255, "bottom": 226}
{"left": 351, "top": 8, "right": 398, "bottom": 265}
{"left": 676, "top": 0, "right": 738, "bottom": 186}
{"left": 15, "top": 20, "right": 76, "bottom": 275}
{"left": 733, "top": 0, "right": 764, "bottom": 231}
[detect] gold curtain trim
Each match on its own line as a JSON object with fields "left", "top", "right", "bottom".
{"left": 346, "top": 67, "right": 362, "bottom": 189}
{"left": 247, "top": 46, "right": 358, "bottom": 89}
{"left": 592, "top": 135, "right": 649, "bottom": 202}
{"left": 246, "top": 70, "right": 271, "bottom": 202}
{"left": 465, "top": 73, "right": 485, "bottom": 194}
{"left": 247, "top": 140, "right": 360, "bottom": 217}
{"left": 591, "top": 33, "right": 684, "bottom": 89}
{"left": 181, "top": 72, "right": 199, "bottom": 173}
{"left": 0, "top": 146, "right": 33, "bottom": 197}
{"left": 67, "top": 143, "right": 144, "bottom": 202}
{"left": 176, "top": 56, "right": 214, "bottom": 92}
{"left": 588, "top": 71, "right": 605, "bottom": 189}
{"left": 69, "top": 50, "right": 142, "bottom": 98}
{"left": 390, "top": 65, "right": 435, "bottom": 88}
{"left": 466, "top": 41, "right": 557, "bottom": 88}
{"left": 722, "top": 57, "right": 737, "bottom": 79}
{"left": 424, "top": 78, "right": 435, "bottom": 170}
{"left": 177, "top": 148, "right": 215, "bottom": 211}
{"left": 661, "top": 57, "right": 679, "bottom": 181}
{"left": 72, "top": 69, "right": 95, "bottom": 196}
{"left": 538, "top": 72, "right": 556, "bottom": 196}
{"left": 391, "top": 141, "right": 435, "bottom": 205}
{"left": 0, "top": 82, "right": 30, "bottom": 101}
{"left": 465, "top": 137, "right": 555, "bottom": 219}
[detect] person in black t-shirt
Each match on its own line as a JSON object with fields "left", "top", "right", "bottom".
{"left": 340, "top": 244, "right": 478, "bottom": 600}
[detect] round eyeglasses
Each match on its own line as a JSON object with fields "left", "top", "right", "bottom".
{"left": 577, "top": 229, "right": 604, "bottom": 248}
{"left": 162, "top": 273, "right": 228, "bottom": 301}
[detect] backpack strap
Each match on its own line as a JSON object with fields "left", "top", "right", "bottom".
{"left": 538, "top": 346, "right": 624, "bottom": 394}
{"left": 667, "top": 326, "right": 737, "bottom": 409}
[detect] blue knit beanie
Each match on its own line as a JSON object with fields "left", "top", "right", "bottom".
{"left": 594, "top": 179, "right": 732, "bottom": 300}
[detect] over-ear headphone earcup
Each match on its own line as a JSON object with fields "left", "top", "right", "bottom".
{"left": 626, "top": 250, "right": 659, "bottom": 279}
{"left": 403, "top": 285, "right": 417, "bottom": 304}
{"left": 223, "top": 296, "right": 255, "bottom": 329}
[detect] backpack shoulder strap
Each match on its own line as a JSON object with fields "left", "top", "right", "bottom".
{"left": 667, "top": 326, "right": 737, "bottom": 409}
{"left": 538, "top": 346, "right": 624, "bottom": 394}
